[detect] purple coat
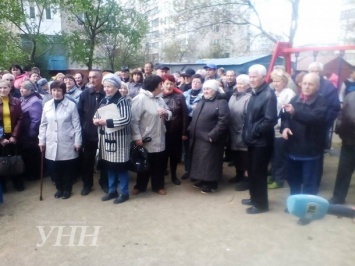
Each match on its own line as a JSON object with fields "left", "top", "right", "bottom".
{"left": 20, "top": 93, "right": 42, "bottom": 149}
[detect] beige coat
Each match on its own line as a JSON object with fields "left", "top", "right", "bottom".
{"left": 131, "top": 89, "right": 171, "bottom": 153}
{"left": 38, "top": 98, "right": 82, "bottom": 161}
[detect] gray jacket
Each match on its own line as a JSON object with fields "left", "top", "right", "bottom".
{"left": 228, "top": 92, "right": 251, "bottom": 151}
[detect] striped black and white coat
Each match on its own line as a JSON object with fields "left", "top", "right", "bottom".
{"left": 94, "top": 92, "right": 131, "bottom": 163}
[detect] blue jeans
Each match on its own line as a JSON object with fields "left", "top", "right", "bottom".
{"left": 287, "top": 156, "right": 320, "bottom": 195}
{"left": 107, "top": 170, "right": 129, "bottom": 195}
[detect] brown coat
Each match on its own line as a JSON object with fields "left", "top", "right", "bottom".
{"left": 0, "top": 96, "right": 22, "bottom": 139}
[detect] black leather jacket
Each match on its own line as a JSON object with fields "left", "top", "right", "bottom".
{"left": 242, "top": 82, "right": 277, "bottom": 147}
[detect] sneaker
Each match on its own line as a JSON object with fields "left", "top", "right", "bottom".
{"left": 201, "top": 187, "right": 217, "bottom": 194}
{"left": 267, "top": 176, "right": 273, "bottom": 184}
{"left": 113, "top": 194, "right": 129, "bottom": 204}
{"left": 268, "top": 182, "right": 283, "bottom": 189}
{"left": 81, "top": 187, "right": 91, "bottom": 196}
{"left": 193, "top": 181, "right": 203, "bottom": 188}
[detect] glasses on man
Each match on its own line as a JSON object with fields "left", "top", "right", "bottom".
{"left": 5, "top": 79, "right": 14, "bottom": 81}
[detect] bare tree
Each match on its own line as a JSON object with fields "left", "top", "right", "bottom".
{"left": 174, "top": 0, "right": 300, "bottom": 45}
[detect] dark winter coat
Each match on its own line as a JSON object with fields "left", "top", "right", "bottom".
{"left": 335, "top": 91, "right": 355, "bottom": 146}
{"left": 242, "top": 82, "right": 277, "bottom": 147}
{"left": 188, "top": 92, "right": 229, "bottom": 181}
{"left": 77, "top": 86, "right": 105, "bottom": 142}
{"left": 282, "top": 94, "right": 327, "bottom": 157}
{"left": 319, "top": 77, "right": 340, "bottom": 125}
{"left": 20, "top": 93, "right": 42, "bottom": 149}
{"left": 162, "top": 92, "right": 189, "bottom": 136}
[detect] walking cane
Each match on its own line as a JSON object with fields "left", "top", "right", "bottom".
{"left": 39, "top": 148, "right": 44, "bottom": 201}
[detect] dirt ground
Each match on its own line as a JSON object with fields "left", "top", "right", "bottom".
{"left": 1, "top": 138, "right": 355, "bottom": 266}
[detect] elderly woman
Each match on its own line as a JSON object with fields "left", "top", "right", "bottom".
{"left": 282, "top": 73, "right": 327, "bottom": 196}
{"left": 0, "top": 79, "right": 23, "bottom": 192}
{"left": 127, "top": 69, "right": 143, "bottom": 99}
{"left": 2, "top": 73, "right": 21, "bottom": 98}
{"left": 162, "top": 74, "right": 189, "bottom": 185}
{"left": 93, "top": 74, "right": 132, "bottom": 204}
{"left": 180, "top": 74, "right": 204, "bottom": 180}
{"left": 268, "top": 69, "right": 296, "bottom": 189}
{"left": 189, "top": 79, "right": 229, "bottom": 193}
{"left": 131, "top": 75, "right": 172, "bottom": 195}
{"left": 64, "top": 74, "right": 82, "bottom": 104}
{"left": 228, "top": 74, "right": 251, "bottom": 189}
{"left": 38, "top": 81, "right": 82, "bottom": 199}
{"left": 19, "top": 81, "right": 43, "bottom": 181}
{"left": 10, "top": 64, "right": 28, "bottom": 90}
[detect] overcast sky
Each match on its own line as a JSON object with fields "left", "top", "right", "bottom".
{"left": 256, "top": 0, "right": 342, "bottom": 46}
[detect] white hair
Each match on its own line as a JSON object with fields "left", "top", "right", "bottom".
{"left": 248, "top": 64, "right": 267, "bottom": 76}
{"left": 308, "top": 62, "right": 323, "bottom": 71}
{"left": 236, "top": 74, "right": 250, "bottom": 84}
{"left": 2, "top": 73, "right": 15, "bottom": 80}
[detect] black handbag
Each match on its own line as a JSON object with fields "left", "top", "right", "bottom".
{"left": 0, "top": 145, "right": 25, "bottom": 176}
{"left": 129, "top": 143, "right": 149, "bottom": 173}
{"left": 129, "top": 137, "right": 151, "bottom": 173}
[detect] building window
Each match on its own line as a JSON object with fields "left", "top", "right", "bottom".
{"left": 45, "top": 7, "right": 51, "bottom": 19}
{"left": 213, "top": 25, "right": 219, "bottom": 33}
{"left": 29, "top": 6, "right": 35, "bottom": 18}
{"left": 213, "top": 39, "right": 220, "bottom": 45}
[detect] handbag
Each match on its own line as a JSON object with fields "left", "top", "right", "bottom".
{"left": 0, "top": 145, "right": 25, "bottom": 176}
{"left": 129, "top": 142, "right": 150, "bottom": 174}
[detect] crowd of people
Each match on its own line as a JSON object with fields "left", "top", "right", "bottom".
{"left": 0, "top": 62, "right": 354, "bottom": 215}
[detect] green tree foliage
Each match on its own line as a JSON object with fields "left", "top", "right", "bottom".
{"left": 0, "top": 26, "right": 28, "bottom": 69}
{"left": 0, "top": 0, "right": 60, "bottom": 66}
{"left": 61, "top": 0, "right": 148, "bottom": 70}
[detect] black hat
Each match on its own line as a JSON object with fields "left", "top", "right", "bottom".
{"left": 155, "top": 64, "right": 170, "bottom": 71}
{"left": 181, "top": 68, "right": 196, "bottom": 77}
{"left": 120, "top": 66, "right": 129, "bottom": 72}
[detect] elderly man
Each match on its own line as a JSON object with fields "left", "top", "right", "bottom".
{"left": 329, "top": 90, "right": 355, "bottom": 204}
{"left": 282, "top": 73, "right": 327, "bottom": 197}
{"left": 155, "top": 64, "right": 170, "bottom": 77}
{"left": 241, "top": 64, "right": 277, "bottom": 214}
{"left": 224, "top": 70, "right": 237, "bottom": 100}
{"left": 78, "top": 70, "right": 106, "bottom": 195}
{"left": 308, "top": 62, "right": 340, "bottom": 188}
{"left": 144, "top": 62, "right": 154, "bottom": 79}
{"left": 203, "top": 63, "right": 219, "bottom": 80}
